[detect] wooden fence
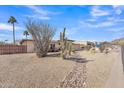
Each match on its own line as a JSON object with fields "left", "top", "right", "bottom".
{"left": 0, "top": 45, "right": 27, "bottom": 55}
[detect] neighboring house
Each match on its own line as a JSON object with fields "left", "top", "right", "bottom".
{"left": 15, "top": 40, "right": 22, "bottom": 45}
{"left": 73, "top": 40, "right": 96, "bottom": 46}
{"left": 73, "top": 41, "right": 88, "bottom": 46}
{"left": 20, "top": 39, "right": 33, "bottom": 45}
{"left": 72, "top": 41, "right": 96, "bottom": 50}
{"left": 20, "top": 39, "right": 35, "bottom": 53}
{"left": 20, "top": 39, "right": 96, "bottom": 53}
{"left": 58, "top": 39, "right": 82, "bottom": 51}
{"left": 72, "top": 41, "right": 86, "bottom": 50}
{"left": 20, "top": 39, "right": 60, "bottom": 53}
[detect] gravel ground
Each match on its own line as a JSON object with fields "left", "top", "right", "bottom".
{"left": 58, "top": 55, "right": 87, "bottom": 88}
{"left": 0, "top": 53, "right": 75, "bottom": 88}
{"left": 58, "top": 48, "right": 119, "bottom": 88}
{"left": 78, "top": 49, "right": 120, "bottom": 88}
{"left": 0, "top": 48, "right": 119, "bottom": 88}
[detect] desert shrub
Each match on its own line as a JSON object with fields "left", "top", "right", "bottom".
{"left": 25, "top": 19, "right": 56, "bottom": 58}
{"left": 86, "top": 45, "right": 92, "bottom": 51}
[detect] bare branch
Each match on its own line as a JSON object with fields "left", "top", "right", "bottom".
{"left": 25, "top": 19, "right": 56, "bottom": 57}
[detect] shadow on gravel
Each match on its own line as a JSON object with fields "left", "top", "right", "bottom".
{"left": 46, "top": 52, "right": 93, "bottom": 63}
{"left": 65, "top": 57, "right": 94, "bottom": 63}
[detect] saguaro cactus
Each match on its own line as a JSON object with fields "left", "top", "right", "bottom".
{"left": 60, "top": 28, "right": 72, "bottom": 59}
{"left": 60, "top": 28, "right": 66, "bottom": 59}
{"left": 68, "top": 42, "right": 72, "bottom": 55}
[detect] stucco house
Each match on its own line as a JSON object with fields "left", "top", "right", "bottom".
{"left": 20, "top": 39, "right": 35, "bottom": 53}
{"left": 20, "top": 39, "right": 60, "bottom": 53}
{"left": 72, "top": 41, "right": 96, "bottom": 50}
{"left": 20, "top": 39, "right": 95, "bottom": 53}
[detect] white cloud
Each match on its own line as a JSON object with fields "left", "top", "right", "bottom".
{"left": 86, "top": 18, "right": 97, "bottom": 22}
{"left": 112, "top": 31, "right": 124, "bottom": 40}
{"left": 90, "top": 6, "right": 110, "bottom": 17}
{"left": 0, "top": 34, "right": 7, "bottom": 37}
{"left": 24, "top": 15, "right": 50, "bottom": 20}
{"left": 95, "top": 21, "right": 114, "bottom": 27}
{"left": 108, "top": 27, "right": 124, "bottom": 32}
{"left": 115, "top": 19, "right": 124, "bottom": 22}
{"left": 107, "top": 17, "right": 115, "bottom": 21}
{"left": 113, "top": 5, "right": 120, "bottom": 8}
{"left": 56, "top": 27, "right": 80, "bottom": 37}
{"left": 26, "top": 5, "right": 48, "bottom": 16}
{"left": 66, "top": 27, "right": 81, "bottom": 35}
{"left": 90, "top": 5, "right": 123, "bottom": 17}
{"left": 107, "top": 17, "right": 124, "bottom": 22}
{"left": 0, "top": 23, "right": 24, "bottom": 31}
{"left": 26, "top": 5, "right": 50, "bottom": 20}
{"left": 25, "top": 5, "right": 62, "bottom": 20}
{"left": 112, "top": 5, "right": 124, "bottom": 15}
{"left": 80, "top": 20, "right": 114, "bottom": 28}
{"left": 116, "top": 9, "right": 122, "bottom": 15}
{"left": 79, "top": 21, "right": 95, "bottom": 27}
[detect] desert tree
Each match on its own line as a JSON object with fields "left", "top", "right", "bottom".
{"left": 23, "top": 30, "right": 29, "bottom": 40}
{"left": 25, "top": 19, "right": 56, "bottom": 58}
{"left": 23, "top": 30, "right": 29, "bottom": 46}
{"left": 8, "top": 16, "right": 17, "bottom": 45}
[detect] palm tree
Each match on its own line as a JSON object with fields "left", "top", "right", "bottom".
{"left": 23, "top": 30, "right": 29, "bottom": 46}
{"left": 8, "top": 16, "right": 17, "bottom": 45}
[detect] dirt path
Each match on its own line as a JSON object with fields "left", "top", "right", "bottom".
{"left": 104, "top": 47, "right": 124, "bottom": 88}
{"left": 58, "top": 55, "right": 88, "bottom": 88}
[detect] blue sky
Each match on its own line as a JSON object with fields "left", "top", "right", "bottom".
{"left": 0, "top": 5, "right": 124, "bottom": 42}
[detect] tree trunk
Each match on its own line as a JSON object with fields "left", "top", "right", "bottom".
{"left": 35, "top": 46, "right": 47, "bottom": 58}
{"left": 26, "top": 35, "right": 27, "bottom": 46}
{"left": 36, "top": 51, "right": 47, "bottom": 58}
{"left": 13, "top": 23, "right": 16, "bottom": 45}
{"left": 26, "top": 35, "right": 27, "bottom": 53}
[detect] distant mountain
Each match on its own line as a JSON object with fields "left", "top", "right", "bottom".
{"left": 112, "top": 37, "right": 124, "bottom": 45}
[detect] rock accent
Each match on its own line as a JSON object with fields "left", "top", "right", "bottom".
{"left": 58, "top": 55, "right": 88, "bottom": 88}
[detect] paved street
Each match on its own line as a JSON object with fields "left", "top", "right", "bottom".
{"left": 105, "top": 46, "right": 124, "bottom": 88}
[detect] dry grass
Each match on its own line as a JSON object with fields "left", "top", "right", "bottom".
{"left": 0, "top": 53, "right": 75, "bottom": 88}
